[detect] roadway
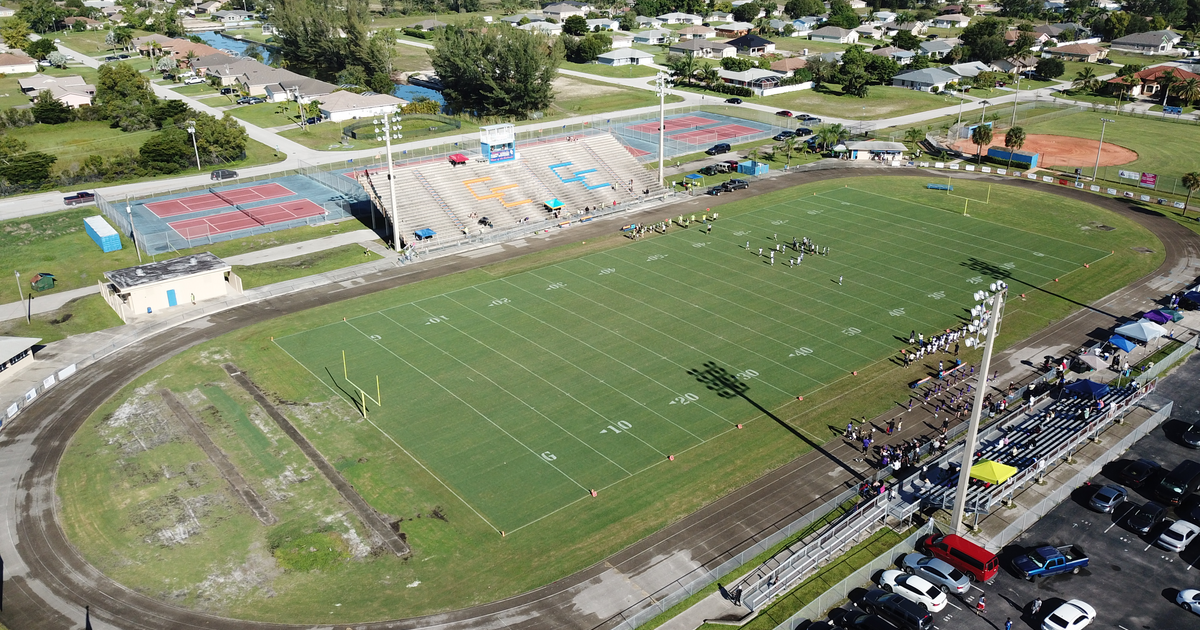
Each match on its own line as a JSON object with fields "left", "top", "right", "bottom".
{"left": 2, "top": 165, "right": 1199, "bottom": 630}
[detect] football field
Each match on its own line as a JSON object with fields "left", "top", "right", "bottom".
{"left": 275, "top": 185, "right": 1108, "bottom": 534}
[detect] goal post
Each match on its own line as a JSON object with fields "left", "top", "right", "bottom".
{"left": 343, "top": 350, "right": 381, "bottom": 418}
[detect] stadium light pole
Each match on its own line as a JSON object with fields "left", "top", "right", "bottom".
{"left": 186, "top": 121, "right": 200, "bottom": 173}
{"left": 1092, "top": 118, "right": 1114, "bottom": 181}
{"left": 1009, "top": 74, "right": 1021, "bottom": 129}
{"left": 979, "top": 100, "right": 991, "bottom": 125}
{"left": 950, "top": 281, "right": 1007, "bottom": 535}
{"left": 126, "top": 200, "right": 141, "bottom": 263}
{"left": 655, "top": 71, "right": 668, "bottom": 187}
{"left": 374, "top": 114, "right": 403, "bottom": 252}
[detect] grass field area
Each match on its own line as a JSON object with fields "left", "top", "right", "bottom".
{"left": 0, "top": 294, "right": 124, "bottom": 342}
{"left": 772, "top": 38, "right": 851, "bottom": 54}
{"left": 1104, "top": 52, "right": 1181, "bottom": 67}
{"left": 235, "top": 244, "right": 385, "bottom": 289}
{"left": 391, "top": 40, "right": 435, "bottom": 72}
{"left": 53, "top": 30, "right": 152, "bottom": 56}
{"left": 7, "top": 121, "right": 159, "bottom": 168}
{"left": 547, "top": 75, "right": 683, "bottom": 119}
{"left": 1019, "top": 110, "right": 1200, "bottom": 185}
{"left": 57, "top": 176, "right": 1162, "bottom": 623}
{"left": 169, "top": 82, "right": 223, "bottom": 97}
{"left": 561, "top": 61, "right": 660, "bottom": 79}
{"left": 279, "top": 116, "right": 477, "bottom": 151}
{"left": 226, "top": 102, "right": 302, "bottom": 128}
{"left": 757, "top": 85, "right": 964, "bottom": 120}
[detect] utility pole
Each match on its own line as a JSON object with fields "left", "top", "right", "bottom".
{"left": 374, "top": 114, "right": 403, "bottom": 251}
{"left": 187, "top": 120, "right": 200, "bottom": 172}
{"left": 1093, "top": 118, "right": 1114, "bottom": 181}
{"left": 655, "top": 71, "right": 668, "bottom": 187}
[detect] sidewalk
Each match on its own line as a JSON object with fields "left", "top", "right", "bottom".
{"left": 223, "top": 229, "right": 381, "bottom": 265}
{"left": 0, "top": 285, "right": 99, "bottom": 323}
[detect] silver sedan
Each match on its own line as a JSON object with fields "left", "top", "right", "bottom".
{"left": 900, "top": 552, "right": 970, "bottom": 595}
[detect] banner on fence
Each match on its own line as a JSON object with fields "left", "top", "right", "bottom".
{"left": 1042, "top": 176, "right": 1054, "bottom": 182}
{"left": 5, "top": 403, "right": 17, "bottom": 418}
{"left": 1118, "top": 169, "right": 1139, "bottom": 180}
{"left": 1090, "top": 185, "right": 1100, "bottom": 192}
{"left": 1140, "top": 173, "right": 1158, "bottom": 188}
{"left": 1140, "top": 194, "right": 1151, "bottom": 201}
{"left": 42, "top": 375, "right": 55, "bottom": 389}
{"left": 1123, "top": 191, "right": 1134, "bottom": 198}
{"left": 58, "top": 363, "right": 76, "bottom": 380}
{"left": 1176, "top": 201, "right": 1187, "bottom": 209}
{"left": 1106, "top": 188, "right": 1117, "bottom": 195}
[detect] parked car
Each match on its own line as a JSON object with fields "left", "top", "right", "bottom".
{"left": 775, "top": 110, "right": 793, "bottom": 117}
{"left": 1113, "top": 458, "right": 1159, "bottom": 488}
{"left": 1178, "top": 589, "right": 1200, "bottom": 614}
{"left": 798, "top": 114, "right": 821, "bottom": 123}
{"left": 62, "top": 191, "right": 95, "bottom": 206}
{"left": 219, "top": 87, "right": 237, "bottom": 95}
{"left": 184, "top": 76, "right": 205, "bottom": 85}
{"left": 919, "top": 533, "right": 999, "bottom": 582}
{"left": 1126, "top": 500, "right": 1168, "bottom": 534}
{"left": 860, "top": 589, "right": 933, "bottom": 630}
{"left": 797, "top": 127, "right": 814, "bottom": 135}
{"left": 705, "top": 143, "right": 731, "bottom": 156}
{"left": 773, "top": 130, "right": 795, "bottom": 141}
{"left": 722, "top": 159, "right": 739, "bottom": 169}
{"left": 878, "top": 570, "right": 947, "bottom": 612}
{"left": 1088, "top": 484, "right": 1127, "bottom": 513}
{"left": 843, "top": 614, "right": 902, "bottom": 630}
{"left": 705, "top": 184, "right": 728, "bottom": 196}
{"left": 698, "top": 165, "right": 723, "bottom": 176}
{"left": 1181, "top": 420, "right": 1200, "bottom": 448}
{"left": 305, "top": 116, "right": 321, "bottom": 125}
{"left": 237, "top": 96, "right": 265, "bottom": 105}
{"left": 1012, "top": 544, "right": 1089, "bottom": 580}
{"left": 1156, "top": 519, "right": 1200, "bottom": 552}
{"left": 1155, "top": 460, "right": 1200, "bottom": 505}
{"left": 899, "top": 553, "right": 970, "bottom": 594}
{"left": 725, "top": 97, "right": 743, "bottom": 104}
{"left": 723, "top": 179, "right": 749, "bottom": 191}
{"left": 211, "top": 169, "right": 238, "bottom": 181}
{"left": 1041, "top": 599, "right": 1096, "bottom": 630}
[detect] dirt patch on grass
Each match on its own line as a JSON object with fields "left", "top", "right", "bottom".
{"left": 950, "top": 133, "right": 1138, "bottom": 167}
{"left": 553, "top": 75, "right": 624, "bottom": 99}
{"left": 192, "top": 542, "right": 283, "bottom": 608}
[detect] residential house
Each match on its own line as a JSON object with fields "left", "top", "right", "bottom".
{"left": 586, "top": 18, "right": 619, "bottom": 30}
{"left": 790, "top": 17, "right": 822, "bottom": 35}
{"left": 63, "top": 16, "right": 103, "bottom": 30}
{"left": 887, "top": 21, "right": 927, "bottom": 37}
{"left": 519, "top": 21, "right": 562, "bottom": 35}
{"left": 668, "top": 38, "right": 736, "bottom": 59}
{"left": 0, "top": 6, "right": 14, "bottom": 17}
{"left": 930, "top": 13, "right": 971, "bottom": 28}
{"left": 809, "top": 26, "right": 858, "bottom": 44}
{"left": 635, "top": 16, "right": 663, "bottom": 28}
{"left": 542, "top": 2, "right": 588, "bottom": 20}
{"left": 1046, "top": 42, "right": 1107, "bottom": 63}
{"left": 0, "top": 52, "right": 36, "bottom": 74}
{"left": 1042, "top": 0, "right": 1065, "bottom": 12}
{"left": 991, "top": 55, "right": 1038, "bottom": 74}
{"left": 854, "top": 25, "right": 882, "bottom": 40}
{"left": 726, "top": 33, "right": 776, "bottom": 56}
{"left": 892, "top": 66, "right": 959, "bottom": 91}
{"left": 316, "top": 90, "right": 406, "bottom": 122}
{"left": 870, "top": 46, "right": 915, "bottom": 65}
{"left": 945, "top": 60, "right": 992, "bottom": 78}
{"left": 712, "top": 21, "right": 753, "bottom": 37}
{"left": 133, "top": 35, "right": 221, "bottom": 60}
{"left": 939, "top": 5, "right": 963, "bottom": 14}
{"left": 18, "top": 74, "right": 94, "bottom": 107}
{"left": 500, "top": 13, "right": 545, "bottom": 25}
{"left": 261, "top": 22, "right": 279, "bottom": 35}
{"left": 1110, "top": 30, "right": 1181, "bottom": 54}
{"left": 211, "top": 9, "right": 254, "bottom": 22}
{"left": 919, "top": 39, "right": 954, "bottom": 59}
{"left": 1003, "top": 29, "right": 1050, "bottom": 47}
{"left": 770, "top": 56, "right": 808, "bottom": 75}
{"left": 678, "top": 25, "right": 715, "bottom": 39}
{"left": 195, "top": 0, "right": 222, "bottom": 14}
{"left": 411, "top": 18, "right": 447, "bottom": 30}
{"left": 846, "top": 0, "right": 867, "bottom": 8}
{"left": 193, "top": 55, "right": 265, "bottom": 85}
{"left": 45, "top": 83, "right": 96, "bottom": 108}
{"left": 632, "top": 29, "right": 671, "bottom": 44}
{"left": 1106, "top": 64, "right": 1200, "bottom": 97}
{"left": 707, "top": 10, "right": 733, "bottom": 22}
{"left": 596, "top": 48, "right": 655, "bottom": 65}
{"left": 872, "top": 10, "right": 898, "bottom": 22}
{"left": 718, "top": 67, "right": 785, "bottom": 90}
{"left": 656, "top": 12, "right": 702, "bottom": 24}
{"left": 767, "top": 19, "right": 793, "bottom": 34}
{"left": 610, "top": 33, "right": 633, "bottom": 48}
{"left": 261, "top": 74, "right": 336, "bottom": 103}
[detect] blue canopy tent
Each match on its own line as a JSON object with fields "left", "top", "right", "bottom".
{"left": 1065, "top": 379, "right": 1109, "bottom": 399}
{"left": 543, "top": 198, "right": 563, "bottom": 211}
{"left": 414, "top": 228, "right": 436, "bottom": 240}
{"left": 1108, "top": 335, "right": 1136, "bottom": 352}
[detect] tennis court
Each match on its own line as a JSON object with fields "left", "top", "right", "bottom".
{"left": 626, "top": 115, "right": 719, "bottom": 134}
{"left": 610, "top": 111, "right": 781, "bottom": 161}
{"left": 168, "top": 199, "right": 327, "bottom": 238}
{"left": 671, "top": 124, "right": 763, "bottom": 142}
{"left": 274, "top": 185, "right": 1108, "bottom": 534}
{"left": 145, "top": 183, "right": 295, "bottom": 218}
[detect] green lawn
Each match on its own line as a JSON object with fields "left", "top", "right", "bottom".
{"left": 773, "top": 38, "right": 851, "bottom": 54}
{"left": 279, "top": 116, "right": 478, "bottom": 151}
{"left": 561, "top": 61, "right": 660, "bottom": 79}
{"left": 235, "top": 243, "right": 386, "bottom": 289}
{"left": 756, "top": 84, "right": 965, "bottom": 120}
{"left": 56, "top": 176, "right": 1162, "bottom": 623}
{"left": 226, "top": 101, "right": 305, "bottom": 128}
{"left": 1058, "top": 60, "right": 1112, "bottom": 83}
{"left": 1104, "top": 51, "right": 1181, "bottom": 68}
{"left": 168, "top": 82, "right": 223, "bottom": 97}
{"left": 7, "top": 121, "right": 159, "bottom": 172}
{"left": 1015, "top": 78, "right": 1060, "bottom": 91}
{"left": 221, "top": 28, "right": 276, "bottom": 44}
{"left": 391, "top": 40, "right": 435, "bottom": 72}
{"left": 52, "top": 29, "right": 152, "bottom": 56}
{"left": 1019, "top": 109, "right": 1200, "bottom": 186}
{"left": 0, "top": 294, "right": 125, "bottom": 343}
{"left": 547, "top": 74, "right": 682, "bottom": 119}
{"left": 1149, "top": 103, "right": 1196, "bottom": 114}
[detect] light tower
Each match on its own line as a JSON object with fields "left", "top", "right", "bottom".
{"left": 374, "top": 113, "right": 403, "bottom": 252}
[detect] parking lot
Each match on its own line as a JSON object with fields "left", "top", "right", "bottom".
{"left": 820, "top": 355, "right": 1200, "bottom": 630}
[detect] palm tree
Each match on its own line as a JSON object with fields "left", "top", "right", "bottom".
{"left": 903, "top": 127, "right": 923, "bottom": 152}
{"left": 1183, "top": 172, "right": 1200, "bottom": 217}
{"left": 971, "top": 123, "right": 993, "bottom": 163}
{"left": 1178, "top": 77, "right": 1200, "bottom": 108}
{"left": 1072, "top": 66, "right": 1098, "bottom": 93}
{"left": 778, "top": 135, "right": 798, "bottom": 168}
{"left": 1004, "top": 126, "right": 1026, "bottom": 168}
{"left": 815, "top": 123, "right": 849, "bottom": 152}
{"left": 747, "top": 147, "right": 761, "bottom": 167}
{"left": 1158, "top": 69, "right": 1178, "bottom": 107}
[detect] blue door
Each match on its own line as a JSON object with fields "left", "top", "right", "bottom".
{"left": 166, "top": 289, "right": 177, "bottom": 307}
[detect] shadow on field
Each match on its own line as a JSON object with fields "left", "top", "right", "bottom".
{"left": 960, "top": 257, "right": 1119, "bottom": 320}
{"left": 687, "top": 361, "right": 864, "bottom": 482}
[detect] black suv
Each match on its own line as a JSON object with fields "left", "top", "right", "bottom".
{"left": 705, "top": 143, "right": 731, "bottom": 155}
{"left": 723, "top": 179, "right": 749, "bottom": 191}
{"left": 725, "top": 97, "right": 743, "bottom": 104}
{"left": 211, "top": 169, "right": 238, "bottom": 181}
{"left": 1181, "top": 420, "right": 1200, "bottom": 448}
{"left": 698, "top": 165, "right": 723, "bottom": 176}
{"left": 773, "top": 130, "right": 795, "bottom": 141}
{"left": 861, "top": 589, "right": 933, "bottom": 630}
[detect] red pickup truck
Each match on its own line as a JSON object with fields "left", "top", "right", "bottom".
{"left": 63, "top": 191, "right": 95, "bottom": 206}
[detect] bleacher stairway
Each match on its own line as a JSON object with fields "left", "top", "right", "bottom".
{"left": 360, "top": 133, "right": 662, "bottom": 242}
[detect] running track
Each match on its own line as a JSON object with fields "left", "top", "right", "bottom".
{"left": 5, "top": 168, "right": 1199, "bottom": 630}
{"left": 144, "top": 183, "right": 295, "bottom": 218}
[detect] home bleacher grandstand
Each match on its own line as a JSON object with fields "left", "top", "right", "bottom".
{"left": 356, "top": 125, "right": 662, "bottom": 248}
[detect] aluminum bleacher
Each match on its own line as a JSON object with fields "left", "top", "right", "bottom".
{"left": 360, "top": 133, "right": 663, "bottom": 244}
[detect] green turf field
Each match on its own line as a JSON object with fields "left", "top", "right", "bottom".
{"left": 275, "top": 185, "right": 1108, "bottom": 534}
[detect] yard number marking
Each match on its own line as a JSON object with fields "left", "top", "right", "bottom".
{"left": 843, "top": 327, "right": 861, "bottom": 336}
{"left": 540, "top": 451, "right": 557, "bottom": 461}
{"left": 732, "top": 230, "right": 750, "bottom": 236}
{"left": 966, "top": 276, "right": 983, "bottom": 284}
{"left": 790, "top": 347, "right": 813, "bottom": 358}
{"left": 646, "top": 254, "right": 668, "bottom": 262}
{"left": 735, "top": 369, "right": 758, "bottom": 381}
{"left": 368, "top": 335, "right": 382, "bottom": 341}
{"left": 546, "top": 282, "right": 566, "bottom": 291}
{"left": 488, "top": 298, "right": 510, "bottom": 307}
{"left": 806, "top": 209, "right": 823, "bottom": 215}
{"left": 770, "top": 219, "right": 789, "bottom": 225}
{"left": 598, "top": 268, "right": 616, "bottom": 275}
{"left": 600, "top": 420, "right": 633, "bottom": 434}
{"left": 425, "top": 315, "right": 449, "bottom": 325}
{"left": 669, "top": 393, "right": 699, "bottom": 405}
{"left": 692, "top": 242, "right": 709, "bottom": 248}
{"left": 889, "top": 308, "right": 905, "bottom": 317}
{"left": 1032, "top": 251, "right": 1045, "bottom": 257}
{"left": 927, "top": 291, "right": 946, "bottom": 300}
{"left": 1001, "top": 262, "right": 1016, "bottom": 269}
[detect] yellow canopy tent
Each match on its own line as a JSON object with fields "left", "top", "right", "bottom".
{"left": 970, "top": 460, "right": 1018, "bottom": 485}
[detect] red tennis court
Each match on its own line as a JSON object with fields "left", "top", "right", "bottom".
{"left": 626, "top": 115, "right": 716, "bottom": 134}
{"left": 144, "top": 183, "right": 296, "bottom": 218}
{"left": 168, "top": 200, "right": 326, "bottom": 238}
{"left": 625, "top": 146, "right": 650, "bottom": 157}
{"left": 670, "top": 124, "right": 761, "bottom": 142}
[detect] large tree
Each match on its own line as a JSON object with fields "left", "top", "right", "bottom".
{"left": 826, "top": 0, "right": 860, "bottom": 28}
{"left": 138, "top": 126, "right": 193, "bottom": 173}
{"left": 784, "top": 0, "right": 824, "bottom": 18}
{"left": 191, "top": 113, "right": 249, "bottom": 164}
{"left": 959, "top": 17, "right": 1006, "bottom": 63}
{"left": 274, "top": 0, "right": 392, "bottom": 78}
{"left": 971, "top": 123, "right": 993, "bottom": 163}
{"left": 1182, "top": 172, "right": 1200, "bottom": 217}
{"left": 15, "top": 0, "right": 62, "bottom": 32}
{"left": 95, "top": 62, "right": 158, "bottom": 131}
{"left": 0, "top": 17, "right": 31, "bottom": 50}
{"left": 429, "top": 21, "right": 562, "bottom": 118}
{"left": 31, "top": 90, "right": 71, "bottom": 124}
{"left": 1003, "top": 126, "right": 1025, "bottom": 168}
{"left": 1035, "top": 57, "right": 1065, "bottom": 79}
{"left": 0, "top": 151, "right": 56, "bottom": 188}
{"left": 892, "top": 30, "right": 920, "bottom": 50}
